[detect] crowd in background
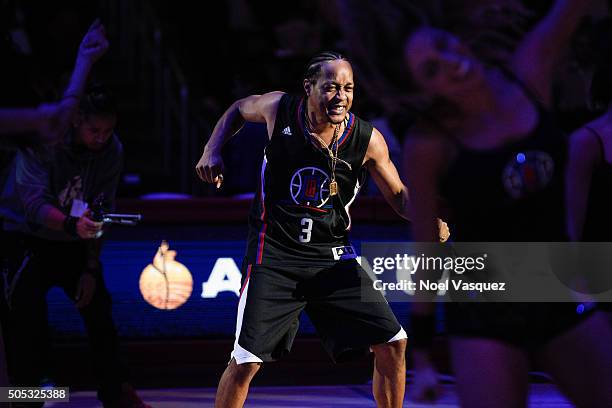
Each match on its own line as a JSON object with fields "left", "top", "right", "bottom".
{"left": 2, "top": 0, "right": 611, "bottom": 197}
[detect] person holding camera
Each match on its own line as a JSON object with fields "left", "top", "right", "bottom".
{"left": 0, "top": 18, "right": 109, "bottom": 403}
{"left": 1, "top": 85, "right": 151, "bottom": 408}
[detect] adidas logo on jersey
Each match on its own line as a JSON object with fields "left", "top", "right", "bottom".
{"left": 282, "top": 126, "right": 292, "bottom": 136}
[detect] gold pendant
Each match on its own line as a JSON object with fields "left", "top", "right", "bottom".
{"left": 329, "top": 180, "right": 338, "bottom": 196}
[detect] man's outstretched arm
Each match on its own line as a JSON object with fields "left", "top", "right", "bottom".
{"left": 195, "top": 91, "right": 284, "bottom": 185}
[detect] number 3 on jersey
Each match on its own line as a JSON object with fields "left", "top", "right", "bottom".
{"left": 299, "top": 218, "right": 313, "bottom": 243}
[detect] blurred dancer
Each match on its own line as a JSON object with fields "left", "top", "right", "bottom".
{"left": 566, "top": 63, "right": 612, "bottom": 317}
{"left": 401, "top": 1, "right": 612, "bottom": 406}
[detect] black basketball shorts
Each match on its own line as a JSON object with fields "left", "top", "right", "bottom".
{"left": 231, "top": 259, "right": 406, "bottom": 364}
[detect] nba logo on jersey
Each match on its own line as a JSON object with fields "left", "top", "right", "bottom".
{"left": 290, "top": 167, "right": 331, "bottom": 207}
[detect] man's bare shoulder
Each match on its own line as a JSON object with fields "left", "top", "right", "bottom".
{"left": 237, "top": 91, "right": 285, "bottom": 125}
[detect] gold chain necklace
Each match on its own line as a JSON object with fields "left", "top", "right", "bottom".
{"left": 305, "top": 112, "right": 341, "bottom": 196}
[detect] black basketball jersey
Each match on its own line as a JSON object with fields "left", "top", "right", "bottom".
{"left": 439, "top": 69, "right": 567, "bottom": 241}
{"left": 245, "top": 94, "right": 373, "bottom": 266}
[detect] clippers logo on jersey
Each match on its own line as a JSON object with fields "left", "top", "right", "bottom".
{"left": 502, "top": 151, "right": 554, "bottom": 199}
{"left": 290, "top": 167, "right": 331, "bottom": 208}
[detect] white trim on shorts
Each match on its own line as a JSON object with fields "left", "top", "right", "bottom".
{"left": 388, "top": 327, "right": 408, "bottom": 343}
{"left": 370, "top": 327, "right": 408, "bottom": 352}
{"left": 231, "top": 277, "right": 264, "bottom": 365}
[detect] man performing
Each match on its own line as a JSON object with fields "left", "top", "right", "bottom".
{"left": 196, "top": 51, "right": 443, "bottom": 408}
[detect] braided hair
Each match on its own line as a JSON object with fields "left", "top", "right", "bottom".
{"left": 303, "top": 51, "right": 348, "bottom": 85}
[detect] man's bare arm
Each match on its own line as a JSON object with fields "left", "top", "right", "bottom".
{"left": 403, "top": 134, "right": 448, "bottom": 242}
{"left": 364, "top": 128, "right": 410, "bottom": 220}
{"left": 364, "top": 128, "right": 451, "bottom": 242}
{"left": 195, "top": 91, "right": 284, "bottom": 185}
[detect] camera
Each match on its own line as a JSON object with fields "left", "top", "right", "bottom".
{"left": 91, "top": 194, "right": 142, "bottom": 226}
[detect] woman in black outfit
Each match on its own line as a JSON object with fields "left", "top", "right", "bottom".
{"left": 402, "top": 1, "right": 612, "bottom": 407}
{"left": 566, "top": 63, "right": 612, "bottom": 316}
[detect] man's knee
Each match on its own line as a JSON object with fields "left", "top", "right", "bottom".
{"left": 373, "top": 338, "right": 407, "bottom": 362}
{"left": 228, "top": 360, "right": 262, "bottom": 385}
